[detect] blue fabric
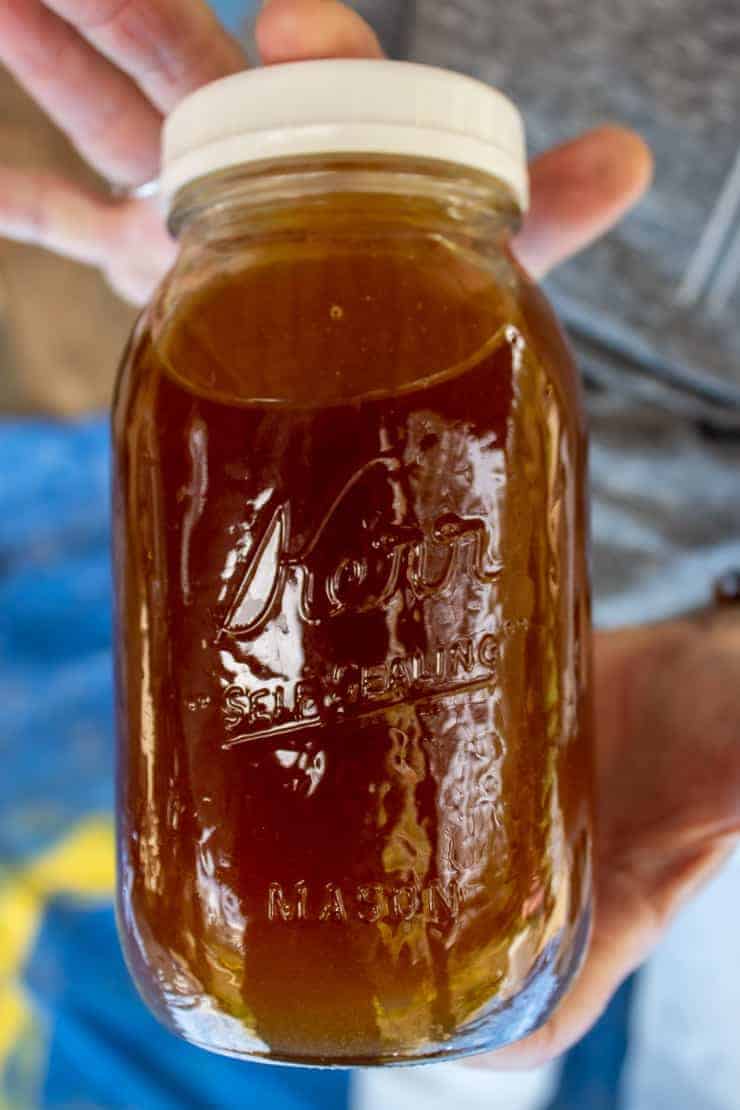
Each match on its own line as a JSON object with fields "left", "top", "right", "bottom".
{"left": 0, "top": 423, "right": 113, "bottom": 866}
{"left": 29, "top": 901, "right": 347, "bottom": 1109}
{"left": 548, "top": 976, "right": 638, "bottom": 1110}
{"left": 215, "top": 0, "right": 252, "bottom": 31}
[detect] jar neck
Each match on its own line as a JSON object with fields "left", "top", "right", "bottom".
{"left": 168, "top": 155, "right": 522, "bottom": 254}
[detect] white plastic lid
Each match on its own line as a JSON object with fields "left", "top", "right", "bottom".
{"left": 161, "top": 60, "right": 528, "bottom": 210}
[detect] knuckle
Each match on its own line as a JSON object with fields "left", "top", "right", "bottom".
{"left": 65, "top": 0, "right": 137, "bottom": 34}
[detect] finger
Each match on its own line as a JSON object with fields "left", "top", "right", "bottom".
{"left": 0, "top": 168, "right": 176, "bottom": 304}
{"left": 476, "top": 862, "right": 668, "bottom": 1070}
{"left": 0, "top": 0, "right": 161, "bottom": 185}
{"left": 469, "top": 876, "right": 657, "bottom": 1070}
{"left": 0, "top": 167, "right": 113, "bottom": 265}
{"left": 480, "top": 831, "right": 733, "bottom": 1071}
{"left": 257, "top": 0, "right": 384, "bottom": 63}
{"left": 98, "top": 195, "right": 177, "bottom": 304}
{"left": 43, "top": 0, "right": 246, "bottom": 114}
{"left": 515, "top": 125, "right": 653, "bottom": 278}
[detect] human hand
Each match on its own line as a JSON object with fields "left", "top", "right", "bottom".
{"left": 478, "top": 602, "right": 740, "bottom": 1067}
{"left": 0, "top": 0, "right": 651, "bottom": 303}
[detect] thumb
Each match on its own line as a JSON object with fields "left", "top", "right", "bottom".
{"left": 515, "top": 125, "right": 653, "bottom": 278}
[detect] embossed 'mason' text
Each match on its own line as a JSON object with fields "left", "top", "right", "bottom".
{"left": 267, "top": 879, "right": 462, "bottom": 927}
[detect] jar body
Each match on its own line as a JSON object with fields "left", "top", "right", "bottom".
{"left": 113, "top": 166, "right": 593, "bottom": 1066}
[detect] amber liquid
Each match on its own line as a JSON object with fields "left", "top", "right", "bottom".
{"left": 113, "top": 205, "right": 593, "bottom": 1064}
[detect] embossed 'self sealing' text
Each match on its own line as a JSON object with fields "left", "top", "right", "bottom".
{"left": 220, "top": 624, "right": 532, "bottom": 747}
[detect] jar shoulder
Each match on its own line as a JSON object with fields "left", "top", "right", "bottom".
{"left": 114, "top": 236, "right": 581, "bottom": 424}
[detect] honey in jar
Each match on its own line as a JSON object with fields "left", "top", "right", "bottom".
{"left": 113, "top": 61, "right": 593, "bottom": 1066}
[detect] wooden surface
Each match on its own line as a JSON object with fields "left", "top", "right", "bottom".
{"left": 0, "top": 66, "right": 136, "bottom": 416}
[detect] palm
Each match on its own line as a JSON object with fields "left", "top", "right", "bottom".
{"left": 2, "top": 0, "right": 735, "bottom": 1071}
{"left": 486, "top": 612, "right": 740, "bottom": 1066}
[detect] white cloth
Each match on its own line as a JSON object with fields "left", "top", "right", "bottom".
{"left": 353, "top": 1060, "right": 561, "bottom": 1110}
{"left": 622, "top": 847, "right": 740, "bottom": 1110}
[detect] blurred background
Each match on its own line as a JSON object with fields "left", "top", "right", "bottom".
{"left": 1, "top": 2, "right": 739, "bottom": 1108}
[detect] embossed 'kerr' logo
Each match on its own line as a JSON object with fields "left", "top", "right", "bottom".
{"left": 222, "top": 458, "right": 502, "bottom": 639}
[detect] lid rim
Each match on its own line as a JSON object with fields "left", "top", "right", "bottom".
{"left": 162, "top": 126, "right": 529, "bottom": 211}
{"left": 162, "top": 60, "right": 529, "bottom": 211}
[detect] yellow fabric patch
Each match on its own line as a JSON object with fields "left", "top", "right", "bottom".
{"left": 0, "top": 817, "right": 115, "bottom": 1084}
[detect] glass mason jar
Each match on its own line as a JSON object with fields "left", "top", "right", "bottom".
{"left": 113, "top": 61, "right": 593, "bottom": 1066}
